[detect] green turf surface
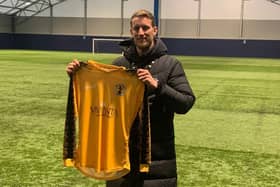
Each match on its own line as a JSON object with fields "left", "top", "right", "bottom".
{"left": 0, "top": 50, "right": 279, "bottom": 186}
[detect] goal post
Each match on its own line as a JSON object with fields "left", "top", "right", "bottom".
{"left": 92, "top": 38, "right": 126, "bottom": 55}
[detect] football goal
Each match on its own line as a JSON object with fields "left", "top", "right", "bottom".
{"left": 92, "top": 38, "right": 126, "bottom": 55}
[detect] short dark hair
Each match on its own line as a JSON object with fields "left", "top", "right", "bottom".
{"left": 130, "top": 9, "right": 156, "bottom": 27}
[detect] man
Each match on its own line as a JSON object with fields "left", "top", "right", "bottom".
{"left": 66, "top": 9, "right": 195, "bottom": 187}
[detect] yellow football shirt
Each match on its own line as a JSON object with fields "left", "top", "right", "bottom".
{"left": 64, "top": 60, "right": 149, "bottom": 180}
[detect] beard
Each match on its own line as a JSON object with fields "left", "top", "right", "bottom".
{"left": 134, "top": 37, "right": 153, "bottom": 52}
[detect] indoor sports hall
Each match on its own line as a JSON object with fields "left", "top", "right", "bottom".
{"left": 0, "top": 0, "right": 279, "bottom": 186}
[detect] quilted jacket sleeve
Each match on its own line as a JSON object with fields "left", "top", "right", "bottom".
{"left": 156, "top": 59, "right": 195, "bottom": 114}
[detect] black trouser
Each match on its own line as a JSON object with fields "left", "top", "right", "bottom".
{"left": 106, "top": 176, "right": 177, "bottom": 187}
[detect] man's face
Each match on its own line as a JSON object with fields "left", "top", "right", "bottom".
{"left": 130, "top": 16, "right": 158, "bottom": 53}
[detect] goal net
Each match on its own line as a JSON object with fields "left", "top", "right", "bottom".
{"left": 92, "top": 38, "right": 126, "bottom": 55}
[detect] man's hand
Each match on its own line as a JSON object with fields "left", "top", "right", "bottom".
{"left": 66, "top": 59, "right": 81, "bottom": 76}
{"left": 137, "top": 68, "right": 158, "bottom": 89}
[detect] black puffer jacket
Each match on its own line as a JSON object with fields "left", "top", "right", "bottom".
{"left": 106, "top": 38, "right": 195, "bottom": 187}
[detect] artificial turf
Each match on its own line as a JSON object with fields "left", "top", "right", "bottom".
{"left": 0, "top": 50, "right": 279, "bottom": 186}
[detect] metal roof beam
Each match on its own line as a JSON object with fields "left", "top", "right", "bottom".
{"left": 0, "top": 0, "right": 67, "bottom": 16}
{"left": 267, "top": 0, "right": 280, "bottom": 6}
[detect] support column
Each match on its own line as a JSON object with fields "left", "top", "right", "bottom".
{"left": 154, "top": 0, "right": 159, "bottom": 27}
{"left": 84, "top": 0, "right": 87, "bottom": 39}
{"left": 50, "top": 3, "right": 53, "bottom": 34}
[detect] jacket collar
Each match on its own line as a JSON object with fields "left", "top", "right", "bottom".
{"left": 123, "top": 38, "right": 168, "bottom": 68}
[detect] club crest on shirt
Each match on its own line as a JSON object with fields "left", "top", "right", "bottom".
{"left": 115, "top": 83, "right": 126, "bottom": 96}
